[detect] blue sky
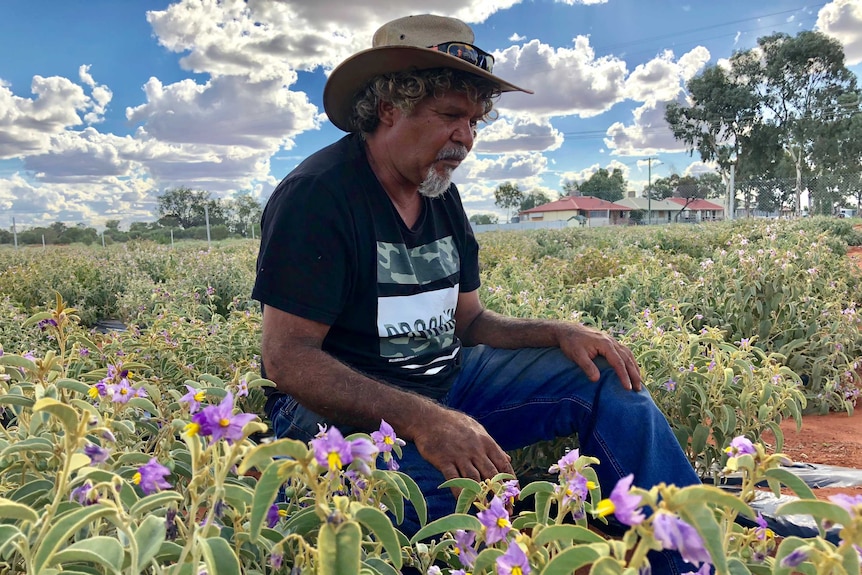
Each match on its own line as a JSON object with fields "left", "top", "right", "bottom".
{"left": 1, "top": 0, "right": 860, "bottom": 228}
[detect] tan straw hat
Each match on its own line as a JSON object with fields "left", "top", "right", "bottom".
{"left": 323, "top": 14, "right": 533, "bottom": 132}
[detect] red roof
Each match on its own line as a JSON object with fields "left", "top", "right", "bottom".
{"left": 667, "top": 197, "right": 724, "bottom": 210}
{"left": 520, "top": 195, "right": 629, "bottom": 214}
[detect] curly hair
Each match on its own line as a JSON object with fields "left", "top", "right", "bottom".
{"left": 348, "top": 68, "right": 501, "bottom": 134}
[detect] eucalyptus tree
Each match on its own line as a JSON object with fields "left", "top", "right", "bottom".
{"left": 493, "top": 182, "right": 524, "bottom": 222}
{"left": 733, "top": 31, "right": 858, "bottom": 215}
{"left": 577, "top": 168, "right": 627, "bottom": 202}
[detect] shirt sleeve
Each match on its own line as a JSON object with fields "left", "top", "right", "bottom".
{"left": 252, "top": 175, "right": 355, "bottom": 325}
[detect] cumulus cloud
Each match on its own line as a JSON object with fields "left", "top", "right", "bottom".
{"left": 476, "top": 114, "right": 564, "bottom": 154}
{"left": 816, "top": 0, "right": 862, "bottom": 65}
{"left": 0, "top": 76, "right": 90, "bottom": 159}
{"left": 493, "top": 36, "right": 628, "bottom": 118}
{"left": 604, "top": 97, "right": 690, "bottom": 156}
{"left": 624, "top": 47, "right": 710, "bottom": 103}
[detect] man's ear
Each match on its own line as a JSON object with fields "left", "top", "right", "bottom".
{"left": 377, "top": 100, "right": 397, "bottom": 127}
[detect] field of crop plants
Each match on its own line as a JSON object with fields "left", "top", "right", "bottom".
{"left": 0, "top": 217, "right": 861, "bottom": 574}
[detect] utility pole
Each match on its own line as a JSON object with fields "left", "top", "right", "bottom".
{"left": 645, "top": 157, "right": 658, "bottom": 225}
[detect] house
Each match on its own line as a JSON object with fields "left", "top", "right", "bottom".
{"left": 667, "top": 197, "right": 725, "bottom": 222}
{"left": 518, "top": 195, "right": 630, "bottom": 227}
{"left": 614, "top": 195, "right": 692, "bottom": 225}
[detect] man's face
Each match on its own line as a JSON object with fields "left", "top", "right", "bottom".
{"left": 387, "top": 91, "right": 485, "bottom": 197}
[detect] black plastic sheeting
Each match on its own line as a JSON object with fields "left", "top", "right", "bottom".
{"left": 720, "top": 462, "right": 862, "bottom": 543}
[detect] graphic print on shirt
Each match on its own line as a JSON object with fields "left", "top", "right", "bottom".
{"left": 377, "top": 236, "right": 460, "bottom": 375}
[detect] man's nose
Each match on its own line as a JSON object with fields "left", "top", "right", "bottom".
{"left": 452, "top": 119, "right": 474, "bottom": 150}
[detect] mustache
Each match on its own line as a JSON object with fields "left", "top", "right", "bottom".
{"left": 437, "top": 146, "right": 468, "bottom": 162}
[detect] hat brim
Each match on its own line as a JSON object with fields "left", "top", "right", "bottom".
{"left": 323, "top": 46, "right": 533, "bottom": 132}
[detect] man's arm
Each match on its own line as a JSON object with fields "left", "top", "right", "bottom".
{"left": 454, "top": 290, "right": 642, "bottom": 391}
{"left": 261, "top": 304, "right": 515, "bottom": 483}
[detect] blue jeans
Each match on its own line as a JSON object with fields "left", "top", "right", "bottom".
{"left": 268, "top": 346, "right": 702, "bottom": 575}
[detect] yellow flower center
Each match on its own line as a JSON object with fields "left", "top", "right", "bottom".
{"left": 512, "top": 568, "right": 523, "bottom": 575}
{"left": 278, "top": 509, "right": 287, "bottom": 517}
{"left": 496, "top": 517, "right": 509, "bottom": 528}
{"left": 586, "top": 480, "right": 597, "bottom": 490}
{"left": 194, "top": 391, "right": 205, "bottom": 402}
{"left": 384, "top": 436, "right": 394, "bottom": 445}
{"left": 88, "top": 387, "right": 99, "bottom": 398}
{"left": 120, "top": 388, "right": 128, "bottom": 395}
{"left": 219, "top": 418, "right": 230, "bottom": 428}
{"left": 595, "top": 498, "right": 615, "bottom": 518}
{"left": 184, "top": 422, "right": 200, "bottom": 436}
{"left": 132, "top": 472, "right": 142, "bottom": 485}
{"left": 327, "top": 452, "right": 343, "bottom": 470}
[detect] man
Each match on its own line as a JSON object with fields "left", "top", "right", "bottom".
{"left": 254, "top": 14, "right": 701, "bottom": 573}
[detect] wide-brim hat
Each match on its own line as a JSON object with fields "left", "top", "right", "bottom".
{"left": 323, "top": 14, "right": 532, "bottom": 132}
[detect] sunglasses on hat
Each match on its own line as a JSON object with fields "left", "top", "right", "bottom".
{"left": 429, "top": 42, "right": 495, "bottom": 73}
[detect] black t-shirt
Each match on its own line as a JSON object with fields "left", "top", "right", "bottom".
{"left": 253, "top": 134, "right": 481, "bottom": 400}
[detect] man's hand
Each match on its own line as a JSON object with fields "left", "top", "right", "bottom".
{"left": 409, "top": 407, "right": 514, "bottom": 491}
{"left": 555, "top": 323, "right": 643, "bottom": 391}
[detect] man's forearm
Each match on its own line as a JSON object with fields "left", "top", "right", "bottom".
{"left": 265, "top": 346, "right": 442, "bottom": 442}
{"left": 458, "top": 308, "right": 567, "bottom": 349}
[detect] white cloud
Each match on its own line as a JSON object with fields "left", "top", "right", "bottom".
{"left": 604, "top": 97, "right": 689, "bottom": 156}
{"left": 476, "top": 114, "right": 564, "bottom": 154}
{"left": 555, "top": 0, "right": 609, "bottom": 4}
{"left": 509, "top": 33, "right": 526, "bottom": 42}
{"left": 816, "top": 0, "right": 862, "bottom": 65}
{"left": 493, "top": 36, "right": 628, "bottom": 118}
{"left": 624, "top": 47, "right": 709, "bottom": 103}
{"left": 0, "top": 76, "right": 90, "bottom": 159}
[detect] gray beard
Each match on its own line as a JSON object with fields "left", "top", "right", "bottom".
{"left": 418, "top": 166, "right": 453, "bottom": 198}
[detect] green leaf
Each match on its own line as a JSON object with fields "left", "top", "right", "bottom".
{"left": 246, "top": 378, "right": 276, "bottom": 389}
{"left": 542, "top": 543, "right": 609, "bottom": 575}
{"left": 129, "top": 491, "right": 184, "bottom": 519}
{"left": 518, "top": 480, "right": 556, "bottom": 499}
{"left": 354, "top": 506, "right": 403, "bottom": 570}
{"left": 249, "top": 459, "right": 291, "bottom": 541}
{"left": 55, "top": 379, "right": 91, "bottom": 396}
{"left": 32, "top": 505, "right": 117, "bottom": 574}
{"left": 237, "top": 438, "right": 309, "bottom": 475}
{"left": 0, "top": 395, "right": 34, "bottom": 408}
{"left": 318, "top": 521, "right": 362, "bottom": 575}
{"left": 1, "top": 436, "right": 55, "bottom": 458}
{"left": 199, "top": 374, "right": 226, "bottom": 387}
{"left": 672, "top": 485, "right": 752, "bottom": 518}
{"left": 393, "top": 471, "right": 427, "bottom": 527}
{"left": 200, "top": 536, "right": 241, "bottom": 575}
{"left": 0, "top": 497, "right": 40, "bottom": 523}
{"left": 691, "top": 423, "right": 709, "bottom": 459}
{"left": 33, "top": 397, "right": 80, "bottom": 439}
{"left": 127, "top": 397, "right": 160, "bottom": 416}
{"left": 409, "top": 513, "right": 480, "bottom": 545}
{"left": 134, "top": 514, "right": 166, "bottom": 570}
{"left": 533, "top": 524, "right": 606, "bottom": 546}
{"left": 763, "top": 468, "right": 816, "bottom": 500}
{"left": 774, "top": 500, "right": 853, "bottom": 529}
{"left": 363, "top": 557, "right": 401, "bottom": 575}
{"left": 438, "top": 477, "right": 481, "bottom": 491}
{"left": 773, "top": 536, "right": 812, "bottom": 575}
{"left": 0, "top": 524, "right": 23, "bottom": 555}
{"left": 51, "top": 536, "right": 124, "bottom": 575}
{"left": 586, "top": 555, "right": 626, "bottom": 574}
{"left": 154, "top": 541, "right": 183, "bottom": 563}
{"left": 283, "top": 505, "right": 322, "bottom": 536}
{"left": 471, "top": 546, "right": 504, "bottom": 575}
{"left": 0, "top": 354, "right": 38, "bottom": 371}
{"left": 6, "top": 478, "right": 54, "bottom": 506}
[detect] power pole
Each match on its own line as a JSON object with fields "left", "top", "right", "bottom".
{"left": 645, "top": 157, "right": 657, "bottom": 225}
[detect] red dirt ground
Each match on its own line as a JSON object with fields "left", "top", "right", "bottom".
{"left": 756, "top": 241, "right": 862, "bottom": 500}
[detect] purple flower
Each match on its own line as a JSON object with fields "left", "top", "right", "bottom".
{"left": 595, "top": 474, "right": 644, "bottom": 526}
{"left": 663, "top": 379, "right": 677, "bottom": 391}
{"left": 561, "top": 472, "right": 589, "bottom": 507}
{"left": 236, "top": 379, "right": 249, "bottom": 398}
{"left": 754, "top": 513, "right": 771, "bottom": 540}
{"left": 496, "top": 540, "right": 531, "bottom": 575}
{"left": 348, "top": 437, "right": 379, "bottom": 475}
{"left": 108, "top": 379, "right": 135, "bottom": 404}
{"left": 502, "top": 480, "right": 520, "bottom": 504}
{"left": 79, "top": 347, "right": 90, "bottom": 357}
{"left": 652, "top": 512, "right": 711, "bottom": 566}
{"left": 780, "top": 547, "right": 809, "bottom": 568}
{"left": 453, "top": 529, "right": 477, "bottom": 568}
{"left": 133, "top": 458, "right": 172, "bottom": 495}
{"left": 88, "top": 381, "right": 107, "bottom": 399}
{"left": 71, "top": 481, "right": 98, "bottom": 505}
{"left": 827, "top": 493, "right": 862, "bottom": 514}
{"left": 190, "top": 392, "right": 256, "bottom": 444}
{"left": 83, "top": 443, "right": 110, "bottom": 464}
{"left": 725, "top": 436, "right": 755, "bottom": 457}
{"left": 180, "top": 385, "right": 206, "bottom": 413}
{"left": 549, "top": 449, "right": 580, "bottom": 476}
{"left": 266, "top": 503, "right": 282, "bottom": 528}
{"left": 370, "top": 420, "right": 405, "bottom": 452}
{"left": 270, "top": 552, "right": 283, "bottom": 570}
{"left": 310, "top": 426, "right": 353, "bottom": 471}
{"left": 165, "top": 508, "right": 178, "bottom": 540}
{"left": 477, "top": 496, "right": 511, "bottom": 545}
